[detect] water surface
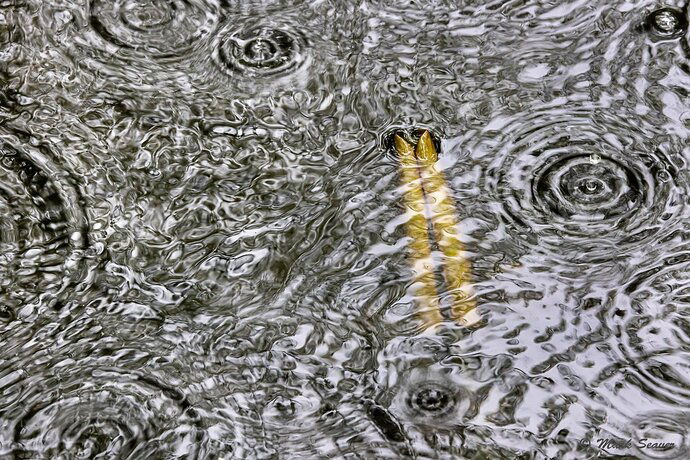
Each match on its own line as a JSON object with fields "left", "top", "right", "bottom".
{"left": 1, "top": 0, "right": 690, "bottom": 458}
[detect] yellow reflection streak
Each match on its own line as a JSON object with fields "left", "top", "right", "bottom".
{"left": 394, "top": 134, "right": 443, "bottom": 329}
{"left": 394, "top": 131, "right": 479, "bottom": 329}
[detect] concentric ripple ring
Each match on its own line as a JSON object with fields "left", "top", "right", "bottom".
{"left": 472, "top": 104, "right": 686, "bottom": 266}
{"left": 0, "top": 131, "right": 89, "bottom": 322}
{"left": 87, "top": 0, "right": 220, "bottom": 59}
{"left": 3, "top": 366, "right": 206, "bottom": 458}
{"left": 214, "top": 24, "right": 309, "bottom": 78}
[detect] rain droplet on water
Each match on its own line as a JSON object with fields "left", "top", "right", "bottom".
{"left": 655, "top": 11, "right": 679, "bottom": 34}
{"left": 646, "top": 8, "right": 687, "bottom": 39}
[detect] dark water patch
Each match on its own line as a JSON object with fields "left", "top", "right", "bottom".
{"left": 365, "top": 401, "right": 407, "bottom": 443}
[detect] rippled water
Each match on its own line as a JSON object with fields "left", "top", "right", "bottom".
{"left": 2, "top": 0, "right": 690, "bottom": 458}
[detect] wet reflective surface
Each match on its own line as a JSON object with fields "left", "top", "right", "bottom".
{"left": 2, "top": 0, "right": 690, "bottom": 458}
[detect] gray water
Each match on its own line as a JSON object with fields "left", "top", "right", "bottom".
{"left": 1, "top": 0, "right": 690, "bottom": 458}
